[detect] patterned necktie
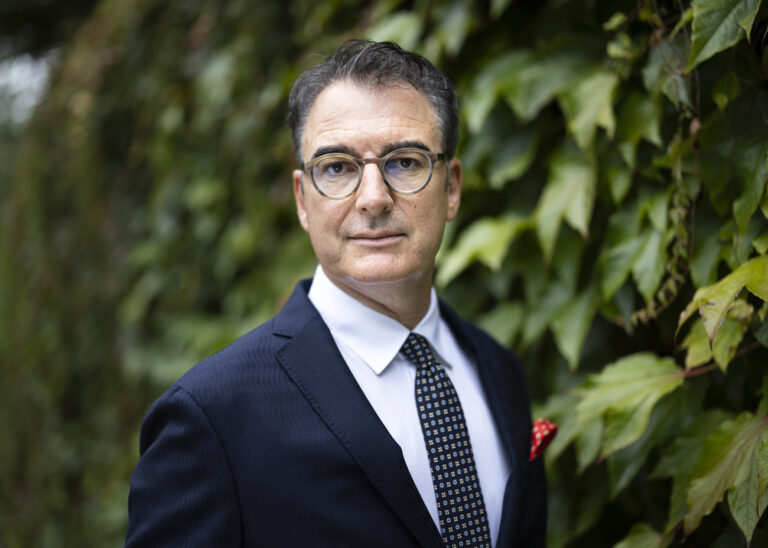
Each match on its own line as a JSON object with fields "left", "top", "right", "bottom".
{"left": 400, "top": 332, "right": 491, "bottom": 548}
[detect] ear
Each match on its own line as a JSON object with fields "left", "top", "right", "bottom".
{"left": 446, "top": 158, "right": 462, "bottom": 222}
{"left": 293, "top": 169, "right": 309, "bottom": 231}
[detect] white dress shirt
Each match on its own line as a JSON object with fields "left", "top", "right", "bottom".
{"left": 308, "top": 266, "right": 510, "bottom": 545}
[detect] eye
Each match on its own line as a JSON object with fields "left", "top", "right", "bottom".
{"left": 326, "top": 162, "right": 346, "bottom": 175}
{"left": 385, "top": 150, "right": 429, "bottom": 177}
{"left": 315, "top": 156, "right": 358, "bottom": 179}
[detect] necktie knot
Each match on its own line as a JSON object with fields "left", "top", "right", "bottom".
{"left": 401, "top": 332, "right": 434, "bottom": 367}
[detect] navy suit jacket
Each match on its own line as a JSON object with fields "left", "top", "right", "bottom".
{"left": 126, "top": 280, "right": 546, "bottom": 547}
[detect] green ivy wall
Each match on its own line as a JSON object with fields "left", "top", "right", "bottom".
{"left": 1, "top": 1, "right": 767, "bottom": 546}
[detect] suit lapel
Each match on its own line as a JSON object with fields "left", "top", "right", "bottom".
{"left": 439, "top": 301, "right": 528, "bottom": 545}
{"left": 273, "top": 282, "right": 443, "bottom": 548}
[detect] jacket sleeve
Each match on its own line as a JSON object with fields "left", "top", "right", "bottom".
{"left": 515, "top": 455, "right": 547, "bottom": 547}
{"left": 125, "top": 385, "right": 242, "bottom": 547}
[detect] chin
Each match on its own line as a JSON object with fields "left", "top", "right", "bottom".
{"left": 344, "top": 265, "right": 427, "bottom": 287}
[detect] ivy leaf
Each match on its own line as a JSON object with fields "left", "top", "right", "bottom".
{"left": 754, "top": 232, "right": 768, "bottom": 255}
{"left": 661, "top": 72, "right": 693, "bottom": 111}
{"left": 687, "top": 0, "right": 762, "bottom": 72}
{"left": 488, "top": 127, "right": 539, "bottom": 189}
{"left": 436, "top": 213, "right": 530, "bottom": 287}
{"left": 613, "top": 523, "right": 673, "bottom": 548}
{"left": 534, "top": 144, "right": 596, "bottom": 260}
{"left": 538, "top": 392, "right": 603, "bottom": 472}
{"left": 423, "top": 1, "right": 474, "bottom": 58}
{"left": 678, "top": 255, "right": 768, "bottom": 346}
{"left": 607, "top": 388, "right": 695, "bottom": 498}
{"left": 552, "top": 228, "right": 586, "bottom": 292}
{"left": 560, "top": 151, "right": 596, "bottom": 240}
{"left": 631, "top": 228, "right": 667, "bottom": 305}
{"left": 699, "top": 145, "right": 733, "bottom": 216}
{"left": 682, "top": 319, "right": 713, "bottom": 368}
{"left": 640, "top": 188, "right": 671, "bottom": 233}
{"left": 365, "top": 11, "right": 423, "bottom": 51}
{"left": 712, "top": 70, "right": 741, "bottom": 110}
{"left": 651, "top": 410, "right": 732, "bottom": 532}
{"left": 520, "top": 281, "right": 572, "bottom": 348}
{"left": 728, "top": 429, "right": 768, "bottom": 545}
{"left": 616, "top": 92, "right": 662, "bottom": 168}
{"left": 684, "top": 412, "right": 768, "bottom": 535}
{"left": 758, "top": 428, "right": 768, "bottom": 504}
{"left": 606, "top": 32, "right": 645, "bottom": 62}
{"left": 730, "top": 298, "right": 756, "bottom": 321}
{"left": 557, "top": 69, "right": 618, "bottom": 150}
{"left": 682, "top": 313, "right": 748, "bottom": 372}
{"left": 603, "top": 12, "right": 628, "bottom": 31}
{"left": 574, "top": 417, "right": 604, "bottom": 473}
{"left": 732, "top": 133, "right": 768, "bottom": 234}
{"left": 500, "top": 36, "right": 598, "bottom": 121}
{"left": 690, "top": 224, "right": 724, "bottom": 287}
{"left": 477, "top": 301, "right": 524, "bottom": 347}
{"left": 575, "top": 352, "right": 684, "bottom": 456}
{"left": 463, "top": 52, "right": 532, "bottom": 133}
{"left": 605, "top": 161, "right": 633, "bottom": 205}
{"left": 671, "top": 8, "right": 695, "bottom": 39}
{"left": 711, "top": 316, "right": 747, "bottom": 370}
{"left": 642, "top": 35, "right": 692, "bottom": 109}
{"left": 600, "top": 225, "right": 660, "bottom": 301}
{"left": 600, "top": 240, "right": 639, "bottom": 300}
{"left": 551, "top": 285, "right": 599, "bottom": 371}
{"left": 758, "top": 375, "right": 768, "bottom": 417}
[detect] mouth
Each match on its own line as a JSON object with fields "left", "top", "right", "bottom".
{"left": 348, "top": 231, "right": 406, "bottom": 245}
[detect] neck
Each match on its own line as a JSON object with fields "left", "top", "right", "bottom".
{"left": 324, "top": 270, "right": 433, "bottom": 330}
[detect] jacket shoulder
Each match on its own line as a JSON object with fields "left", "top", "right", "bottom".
{"left": 171, "top": 317, "right": 281, "bottom": 393}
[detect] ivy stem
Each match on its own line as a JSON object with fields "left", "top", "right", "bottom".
{"left": 681, "top": 364, "right": 718, "bottom": 378}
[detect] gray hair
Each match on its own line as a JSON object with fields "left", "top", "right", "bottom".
{"left": 288, "top": 39, "right": 459, "bottom": 163}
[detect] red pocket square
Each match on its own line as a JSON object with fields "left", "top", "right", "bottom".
{"left": 530, "top": 418, "right": 558, "bottom": 461}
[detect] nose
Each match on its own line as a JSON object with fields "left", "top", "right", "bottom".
{"left": 355, "top": 163, "right": 394, "bottom": 216}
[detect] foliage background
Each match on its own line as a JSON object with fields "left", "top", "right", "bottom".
{"left": 1, "top": 0, "right": 767, "bottom": 546}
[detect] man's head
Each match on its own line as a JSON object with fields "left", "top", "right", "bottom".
{"left": 289, "top": 40, "right": 461, "bottom": 324}
{"left": 288, "top": 40, "right": 459, "bottom": 164}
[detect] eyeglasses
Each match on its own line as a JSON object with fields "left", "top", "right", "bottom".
{"left": 300, "top": 147, "right": 447, "bottom": 199}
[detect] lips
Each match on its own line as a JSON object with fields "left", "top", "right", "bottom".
{"left": 351, "top": 231, "right": 403, "bottom": 239}
{"left": 348, "top": 231, "right": 405, "bottom": 244}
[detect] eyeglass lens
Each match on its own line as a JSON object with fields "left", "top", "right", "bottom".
{"left": 311, "top": 149, "right": 433, "bottom": 197}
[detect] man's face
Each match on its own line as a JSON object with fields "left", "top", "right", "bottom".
{"left": 293, "top": 79, "right": 461, "bottom": 296}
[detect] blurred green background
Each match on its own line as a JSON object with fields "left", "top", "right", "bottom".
{"left": 2, "top": 1, "right": 767, "bottom": 546}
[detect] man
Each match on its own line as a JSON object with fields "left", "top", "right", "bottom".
{"left": 126, "top": 40, "right": 546, "bottom": 547}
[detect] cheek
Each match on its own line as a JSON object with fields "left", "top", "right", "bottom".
{"left": 411, "top": 202, "right": 448, "bottom": 247}
{"left": 304, "top": 200, "right": 347, "bottom": 238}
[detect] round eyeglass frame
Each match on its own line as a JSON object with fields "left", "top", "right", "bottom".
{"left": 299, "top": 147, "right": 447, "bottom": 199}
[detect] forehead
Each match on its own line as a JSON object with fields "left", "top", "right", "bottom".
{"left": 301, "top": 80, "right": 441, "bottom": 157}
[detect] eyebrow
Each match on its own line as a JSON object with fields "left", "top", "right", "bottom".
{"left": 309, "top": 140, "right": 433, "bottom": 161}
{"left": 310, "top": 144, "right": 358, "bottom": 160}
{"left": 379, "top": 140, "right": 431, "bottom": 156}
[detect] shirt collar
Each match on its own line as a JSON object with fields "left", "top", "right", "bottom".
{"left": 308, "top": 265, "right": 445, "bottom": 375}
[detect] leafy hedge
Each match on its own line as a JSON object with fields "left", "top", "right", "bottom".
{"left": 424, "top": 1, "right": 768, "bottom": 545}
{"left": 2, "top": 0, "right": 767, "bottom": 546}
